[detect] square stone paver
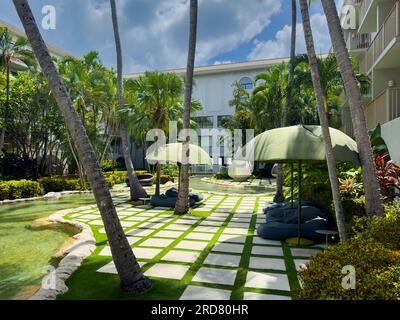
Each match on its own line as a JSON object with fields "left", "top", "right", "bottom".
{"left": 245, "top": 271, "right": 290, "bottom": 291}
{"left": 126, "top": 229, "right": 154, "bottom": 237}
{"left": 223, "top": 228, "right": 249, "bottom": 235}
{"left": 88, "top": 220, "right": 104, "bottom": 226}
{"left": 175, "top": 219, "right": 198, "bottom": 225}
{"left": 144, "top": 263, "right": 190, "bottom": 280}
{"left": 253, "top": 237, "right": 282, "bottom": 246}
{"left": 185, "top": 232, "right": 214, "bottom": 241}
{"left": 132, "top": 247, "right": 162, "bottom": 259}
{"left": 175, "top": 240, "right": 209, "bottom": 251}
{"left": 180, "top": 286, "right": 231, "bottom": 300}
{"left": 126, "top": 236, "right": 142, "bottom": 245}
{"left": 162, "top": 250, "right": 200, "bottom": 263}
{"left": 138, "top": 222, "right": 166, "bottom": 229}
{"left": 204, "top": 253, "right": 241, "bottom": 267}
{"left": 217, "top": 234, "right": 247, "bottom": 244}
{"left": 226, "top": 222, "right": 250, "bottom": 228}
{"left": 192, "top": 267, "right": 238, "bottom": 285}
{"left": 154, "top": 230, "right": 184, "bottom": 238}
{"left": 97, "top": 261, "right": 146, "bottom": 274}
{"left": 212, "top": 243, "right": 244, "bottom": 254}
{"left": 139, "top": 238, "right": 175, "bottom": 248}
{"left": 165, "top": 224, "right": 192, "bottom": 231}
{"left": 124, "top": 216, "right": 148, "bottom": 222}
{"left": 193, "top": 226, "right": 220, "bottom": 233}
{"left": 249, "top": 257, "right": 286, "bottom": 271}
{"left": 243, "top": 292, "right": 291, "bottom": 300}
{"left": 252, "top": 245, "right": 284, "bottom": 257}
{"left": 199, "top": 221, "right": 224, "bottom": 227}
{"left": 291, "top": 248, "right": 321, "bottom": 258}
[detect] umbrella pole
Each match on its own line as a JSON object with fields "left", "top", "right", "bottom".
{"left": 291, "top": 163, "right": 294, "bottom": 209}
{"left": 297, "top": 160, "right": 302, "bottom": 246}
{"left": 178, "top": 162, "right": 181, "bottom": 191}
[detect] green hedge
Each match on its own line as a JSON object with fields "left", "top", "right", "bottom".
{"left": 0, "top": 180, "right": 44, "bottom": 200}
{"left": 38, "top": 177, "right": 82, "bottom": 193}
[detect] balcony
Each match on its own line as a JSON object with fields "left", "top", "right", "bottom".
{"left": 360, "top": 1, "right": 400, "bottom": 74}
{"left": 346, "top": 31, "right": 372, "bottom": 51}
{"left": 364, "top": 87, "right": 400, "bottom": 129}
{"left": 359, "top": 0, "right": 376, "bottom": 33}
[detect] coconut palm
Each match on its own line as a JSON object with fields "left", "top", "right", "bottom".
{"left": 175, "top": 0, "right": 198, "bottom": 215}
{"left": 321, "top": 0, "right": 384, "bottom": 217}
{"left": 299, "top": 0, "right": 347, "bottom": 241}
{"left": 275, "top": 0, "right": 298, "bottom": 204}
{"left": 12, "top": 0, "right": 151, "bottom": 292}
{"left": 110, "top": 0, "right": 148, "bottom": 201}
{"left": 0, "top": 27, "right": 35, "bottom": 151}
{"left": 126, "top": 71, "right": 202, "bottom": 196}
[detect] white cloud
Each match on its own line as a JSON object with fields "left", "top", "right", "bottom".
{"left": 248, "top": 13, "right": 332, "bottom": 60}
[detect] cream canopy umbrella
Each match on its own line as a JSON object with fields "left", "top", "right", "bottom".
{"left": 146, "top": 143, "right": 213, "bottom": 190}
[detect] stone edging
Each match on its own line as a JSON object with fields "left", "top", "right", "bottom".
{"left": 29, "top": 206, "right": 97, "bottom": 300}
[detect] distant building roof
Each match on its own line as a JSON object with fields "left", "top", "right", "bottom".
{"left": 0, "top": 19, "right": 75, "bottom": 59}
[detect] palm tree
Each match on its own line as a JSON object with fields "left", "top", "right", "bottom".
{"left": 275, "top": 0, "right": 298, "bottom": 204}
{"left": 13, "top": 0, "right": 151, "bottom": 292}
{"left": 299, "top": 0, "right": 347, "bottom": 241}
{"left": 110, "top": 0, "right": 148, "bottom": 201}
{"left": 175, "top": 0, "right": 198, "bottom": 215}
{"left": 321, "top": 0, "right": 384, "bottom": 217}
{"left": 0, "top": 27, "right": 35, "bottom": 151}
{"left": 126, "top": 71, "right": 200, "bottom": 196}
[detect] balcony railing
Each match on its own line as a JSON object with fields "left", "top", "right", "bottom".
{"left": 360, "top": 1, "right": 400, "bottom": 73}
{"left": 364, "top": 87, "right": 400, "bottom": 129}
{"left": 347, "top": 32, "right": 371, "bottom": 50}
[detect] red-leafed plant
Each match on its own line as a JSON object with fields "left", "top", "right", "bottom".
{"left": 374, "top": 153, "right": 400, "bottom": 198}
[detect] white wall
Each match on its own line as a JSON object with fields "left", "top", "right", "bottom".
{"left": 382, "top": 117, "right": 400, "bottom": 165}
{"left": 192, "top": 69, "right": 265, "bottom": 127}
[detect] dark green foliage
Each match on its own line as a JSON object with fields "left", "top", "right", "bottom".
{"left": 38, "top": 177, "right": 82, "bottom": 193}
{"left": 0, "top": 180, "right": 44, "bottom": 200}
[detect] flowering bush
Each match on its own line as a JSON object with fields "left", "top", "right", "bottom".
{"left": 295, "top": 238, "right": 400, "bottom": 300}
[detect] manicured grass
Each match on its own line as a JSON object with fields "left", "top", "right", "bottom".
{"left": 58, "top": 193, "right": 317, "bottom": 300}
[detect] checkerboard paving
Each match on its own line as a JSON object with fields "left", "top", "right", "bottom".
{"left": 65, "top": 192, "right": 322, "bottom": 300}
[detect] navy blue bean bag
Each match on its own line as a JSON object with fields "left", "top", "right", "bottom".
{"left": 150, "top": 194, "right": 196, "bottom": 208}
{"left": 166, "top": 188, "right": 204, "bottom": 203}
{"left": 257, "top": 205, "right": 331, "bottom": 242}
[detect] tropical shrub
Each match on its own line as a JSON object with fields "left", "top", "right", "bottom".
{"left": 160, "top": 175, "right": 174, "bottom": 184}
{"left": 350, "top": 204, "right": 400, "bottom": 251}
{"left": 374, "top": 154, "right": 400, "bottom": 199}
{"left": 38, "top": 177, "right": 82, "bottom": 193}
{"left": 295, "top": 237, "right": 400, "bottom": 300}
{"left": 103, "top": 171, "right": 147, "bottom": 185}
{"left": 160, "top": 164, "right": 179, "bottom": 177}
{"left": 341, "top": 196, "right": 366, "bottom": 223}
{"left": 0, "top": 180, "right": 44, "bottom": 200}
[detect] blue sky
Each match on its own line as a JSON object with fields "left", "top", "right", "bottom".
{"left": 0, "top": 0, "right": 343, "bottom": 73}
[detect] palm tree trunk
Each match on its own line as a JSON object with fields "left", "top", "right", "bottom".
{"left": 321, "top": 0, "right": 384, "bottom": 217}
{"left": 175, "top": 0, "right": 198, "bottom": 215}
{"left": 274, "top": 0, "right": 297, "bottom": 204}
{"left": 110, "top": 0, "right": 148, "bottom": 201}
{"left": 0, "top": 60, "right": 10, "bottom": 151}
{"left": 155, "top": 162, "right": 161, "bottom": 196}
{"left": 299, "top": 0, "right": 347, "bottom": 241}
{"left": 13, "top": 0, "right": 151, "bottom": 292}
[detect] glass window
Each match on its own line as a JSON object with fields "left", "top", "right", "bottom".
{"left": 239, "top": 77, "right": 253, "bottom": 90}
{"left": 192, "top": 116, "right": 214, "bottom": 128}
{"left": 217, "top": 115, "right": 232, "bottom": 128}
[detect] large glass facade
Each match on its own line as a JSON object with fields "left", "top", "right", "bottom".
{"left": 192, "top": 116, "right": 214, "bottom": 128}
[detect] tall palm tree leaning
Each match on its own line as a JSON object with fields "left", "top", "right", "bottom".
{"left": 175, "top": 0, "right": 198, "bottom": 215}
{"left": 321, "top": 0, "right": 384, "bottom": 217}
{"left": 274, "top": 0, "right": 297, "bottom": 203}
{"left": 0, "top": 27, "right": 34, "bottom": 151}
{"left": 110, "top": 0, "right": 148, "bottom": 201}
{"left": 299, "top": 0, "right": 347, "bottom": 241}
{"left": 13, "top": 0, "right": 151, "bottom": 292}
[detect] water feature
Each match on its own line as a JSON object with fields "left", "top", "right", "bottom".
{"left": 189, "top": 176, "right": 275, "bottom": 195}
{"left": 0, "top": 194, "right": 96, "bottom": 300}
